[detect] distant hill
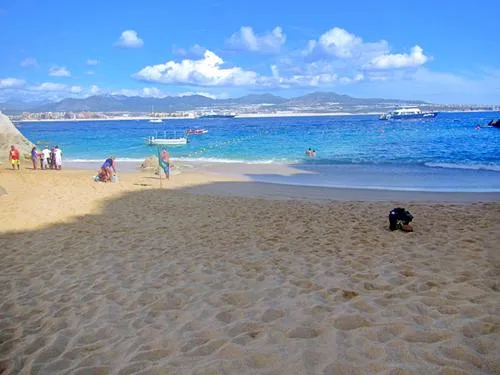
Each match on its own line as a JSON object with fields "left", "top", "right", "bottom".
{"left": 286, "top": 92, "right": 427, "bottom": 106}
{"left": 32, "top": 94, "right": 216, "bottom": 112}
{"left": 220, "top": 94, "right": 287, "bottom": 105}
{"left": 1, "top": 91, "right": 430, "bottom": 113}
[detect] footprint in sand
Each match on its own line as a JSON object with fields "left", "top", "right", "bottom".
{"left": 333, "top": 315, "right": 371, "bottom": 331}
{"left": 260, "top": 308, "right": 284, "bottom": 323}
{"left": 245, "top": 352, "right": 279, "bottom": 369}
{"left": 215, "top": 310, "right": 238, "bottom": 324}
{"left": 402, "top": 330, "right": 452, "bottom": 343}
{"left": 227, "top": 322, "right": 264, "bottom": 338}
{"left": 288, "top": 326, "right": 320, "bottom": 339}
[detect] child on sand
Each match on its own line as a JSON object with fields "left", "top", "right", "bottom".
{"left": 9, "top": 145, "right": 20, "bottom": 170}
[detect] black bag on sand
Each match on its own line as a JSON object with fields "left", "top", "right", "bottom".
{"left": 389, "top": 207, "right": 413, "bottom": 231}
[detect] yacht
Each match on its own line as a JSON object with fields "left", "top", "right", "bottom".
{"left": 379, "top": 107, "right": 438, "bottom": 120}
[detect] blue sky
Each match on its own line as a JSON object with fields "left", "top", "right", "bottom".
{"left": 1, "top": 0, "right": 499, "bottom": 104}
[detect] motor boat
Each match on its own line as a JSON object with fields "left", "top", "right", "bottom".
{"left": 146, "top": 136, "right": 188, "bottom": 145}
{"left": 379, "top": 107, "right": 438, "bottom": 120}
{"left": 186, "top": 128, "right": 208, "bottom": 135}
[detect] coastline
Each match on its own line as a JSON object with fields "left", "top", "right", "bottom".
{"left": 14, "top": 108, "right": 500, "bottom": 123}
{"left": 16, "top": 116, "right": 196, "bottom": 123}
{"left": 15, "top": 112, "right": 375, "bottom": 123}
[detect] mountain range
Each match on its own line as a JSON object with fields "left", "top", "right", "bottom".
{"left": 1, "top": 92, "right": 428, "bottom": 114}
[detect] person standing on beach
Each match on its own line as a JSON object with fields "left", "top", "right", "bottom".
{"left": 53, "top": 146, "right": 62, "bottom": 170}
{"left": 39, "top": 148, "right": 44, "bottom": 169}
{"left": 41, "top": 146, "right": 50, "bottom": 170}
{"left": 31, "top": 146, "right": 39, "bottom": 170}
{"left": 8, "top": 145, "right": 20, "bottom": 170}
{"left": 50, "top": 147, "right": 55, "bottom": 169}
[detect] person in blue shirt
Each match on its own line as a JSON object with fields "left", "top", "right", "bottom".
{"left": 100, "top": 156, "right": 116, "bottom": 182}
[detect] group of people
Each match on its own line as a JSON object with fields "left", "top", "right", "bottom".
{"left": 305, "top": 148, "right": 317, "bottom": 157}
{"left": 8, "top": 145, "right": 63, "bottom": 170}
{"left": 31, "top": 146, "right": 63, "bottom": 170}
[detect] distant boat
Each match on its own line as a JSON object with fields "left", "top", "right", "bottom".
{"left": 146, "top": 131, "right": 188, "bottom": 146}
{"left": 149, "top": 105, "right": 162, "bottom": 123}
{"left": 199, "top": 113, "right": 236, "bottom": 119}
{"left": 379, "top": 107, "right": 438, "bottom": 120}
{"left": 186, "top": 128, "right": 208, "bottom": 135}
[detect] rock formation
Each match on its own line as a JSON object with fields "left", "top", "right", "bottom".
{"left": 0, "top": 112, "right": 34, "bottom": 163}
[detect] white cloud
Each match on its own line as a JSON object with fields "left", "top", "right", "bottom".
{"left": 317, "top": 27, "right": 362, "bottom": 58}
{"left": 49, "top": 66, "right": 71, "bottom": 77}
{"left": 366, "top": 45, "right": 429, "bottom": 70}
{"left": 178, "top": 92, "right": 218, "bottom": 99}
{"left": 227, "top": 26, "right": 286, "bottom": 53}
{"left": 304, "top": 27, "right": 389, "bottom": 62}
{"left": 266, "top": 65, "right": 338, "bottom": 88}
{"left": 141, "top": 87, "right": 164, "bottom": 97}
{"left": 86, "top": 70, "right": 95, "bottom": 75}
{"left": 20, "top": 57, "right": 38, "bottom": 68}
{"left": 86, "top": 59, "right": 99, "bottom": 65}
{"left": 90, "top": 85, "right": 101, "bottom": 95}
{"left": 9, "top": 83, "right": 102, "bottom": 101}
{"left": 114, "top": 30, "right": 144, "bottom": 48}
{"left": 70, "top": 86, "right": 82, "bottom": 94}
{"left": 134, "top": 50, "right": 258, "bottom": 86}
{"left": 0, "top": 77, "right": 26, "bottom": 88}
{"left": 30, "top": 82, "right": 68, "bottom": 91}
{"left": 298, "top": 27, "right": 430, "bottom": 85}
{"left": 111, "top": 87, "right": 168, "bottom": 98}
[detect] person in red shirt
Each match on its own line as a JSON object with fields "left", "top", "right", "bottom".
{"left": 9, "top": 145, "right": 20, "bottom": 170}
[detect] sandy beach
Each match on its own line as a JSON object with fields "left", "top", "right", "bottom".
{"left": 0, "top": 167, "right": 499, "bottom": 374}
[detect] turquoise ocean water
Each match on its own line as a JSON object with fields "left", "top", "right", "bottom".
{"left": 18, "top": 111, "right": 500, "bottom": 192}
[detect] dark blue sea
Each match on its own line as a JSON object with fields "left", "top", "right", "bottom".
{"left": 17, "top": 112, "right": 500, "bottom": 192}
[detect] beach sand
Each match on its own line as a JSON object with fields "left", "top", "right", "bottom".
{"left": 0, "top": 168, "right": 499, "bottom": 374}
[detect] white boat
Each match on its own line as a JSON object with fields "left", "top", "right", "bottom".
{"left": 379, "top": 107, "right": 438, "bottom": 120}
{"left": 149, "top": 105, "right": 163, "bottom": 123}
{"left": 146, "top": 130, "right": 189, "bottom": 145}
{"left": 186, "top": 128, "right": 208, "bottom": 135}
{"left": 146, "top": 136, "right": 188, "bottom": 145}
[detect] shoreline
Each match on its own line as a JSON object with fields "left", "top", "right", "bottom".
{"left": 12, "top": 165, "right": 500, "bottom": 201}
{"left": 62, "top": 160, "right": 500, "bottom": 195}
